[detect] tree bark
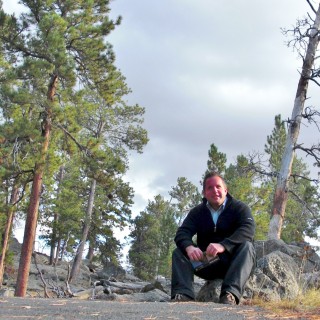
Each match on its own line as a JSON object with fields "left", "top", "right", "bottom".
{"left": 268, "top": 4, "right": 320, "bottom": 239}
{"left": 86, "top": 242, "right": 95, "bottom": 263}
{"left": 69, "top": 178, "right": 96, "bottom": 282}
{"left": 0, "top": 185, "right": 19, "bottom": 288}
{"left": 50, "top": 165, "right": 65, "bottom": 265}
{"left": 14, "top": 155, "right": 48, "bottom": 297}
{"left": 14, "top": 74, "right": 57, "bottom": 297}
{"left": 54, "top": 238, "right": 61, "bottom": 265}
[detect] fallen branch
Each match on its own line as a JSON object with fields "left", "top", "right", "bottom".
{"left": 65, "top": 263, "right": 74, "bottom": 297}
{"left": 32, "top": 253, "right": 50, "bottom": 298}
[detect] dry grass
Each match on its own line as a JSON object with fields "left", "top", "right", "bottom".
{"left": 249, "top": 289, "right": 320, "bottom": 319}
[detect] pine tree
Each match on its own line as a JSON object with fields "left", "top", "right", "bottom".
{"left": 0, "top": 1, "right": 147, "bottom": 295}
{"left": 169, "top": 177, "right": 201, "bottom": 225}
{"left": 128, "top": 195, "right": 177, "bottom": 280}
{"left": 225, "top": 155, "right": 270, "bottom": 240}
{"left": 128, "top": 212, "right": 158, "bottom": 280}
{"left": 265, "top": 115, "right": 287, "bottom": 173}
{"left": 206, "top": 143, "right": 227, "bottom": 174}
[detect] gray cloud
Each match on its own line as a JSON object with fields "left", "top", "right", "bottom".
{"left": 107, "top": 0, "right": 318, "bottom": 214}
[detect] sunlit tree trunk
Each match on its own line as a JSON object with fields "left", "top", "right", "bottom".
{"left": 0, "top": 185, "right": 19, "bottom": 288}
{"left": 268, "top": 3, "right": 320, "bottom": 239}
{"left": 69, "top": 179, "right": 96, "bottom": 282}
{"left": 50, "top": 165, "right": 65, "bottom": 265}
{"left": 15, "top": 75, "right": 57, "bottom": 297}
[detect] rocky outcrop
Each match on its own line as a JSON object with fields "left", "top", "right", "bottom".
{"left": 197, "top": 240, "right": 320, "bottom": 303}
{"left": 244, "top": 251, "right": 300, "bottom": 301}
{"left": 1, "top": 238, "right": 319, "bottom": 303}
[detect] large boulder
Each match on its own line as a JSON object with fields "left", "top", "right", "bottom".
{"left": 255, "top": 239, "right": 320, "bottom": 273}
{"left": 95, "top": 261, "right": 126, "bottom": 280}
{"left": 195, "top": 240, "right": 320, "bottom": 303}
{"left": 244, "top": 250, "right": 300, "bottom": 301}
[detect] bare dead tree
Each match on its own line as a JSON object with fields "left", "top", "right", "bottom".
{"left": 268, "top": 1, "right": 320, "bottom": 240}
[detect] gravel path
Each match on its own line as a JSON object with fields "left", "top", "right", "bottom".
{"left": 0, "top": 297, "right": 273, "bottom": 320}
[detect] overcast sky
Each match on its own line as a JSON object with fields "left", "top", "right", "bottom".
{"left": 2, "top": 1, "right": 319, "bottom": 217}
{"left": 106, "top": 0, "right": 319, "bottom": 214}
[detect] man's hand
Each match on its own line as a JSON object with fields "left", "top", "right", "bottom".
{"left": 206, "top": 243, "right": 225, "bottom": 257}
{"left": 185, "top": 245, "right": 204, "bottom": 261}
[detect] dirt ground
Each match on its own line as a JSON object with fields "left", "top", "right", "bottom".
{"left": 1, "top": 297, "right": 320, "bottom": 320}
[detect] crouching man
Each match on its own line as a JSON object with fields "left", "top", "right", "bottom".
{"left": 171, "top": 171, "right": 256, "bottom": 305}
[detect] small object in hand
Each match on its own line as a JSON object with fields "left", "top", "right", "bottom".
{"left": 190, "top": 252, "right": 220, "bottom": 272}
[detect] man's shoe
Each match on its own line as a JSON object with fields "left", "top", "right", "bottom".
{"left": 171, "top": 293, "right": 194, "bottom": 302}
{"left": 219, "top": 291, "right": 237, "bottom": 305}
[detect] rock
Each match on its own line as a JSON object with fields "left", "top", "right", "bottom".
{"left": 257, "top": 251, "right": 300, "bottom": 299}
{"left": 73, "top": 286, "right": 104, "bottom": 300}
{"left": 244, "top": 268, "right": 282, "bottom": 302}
{"left": 8, "top": 237, "right": 22, "bottom": 254}
{"left": 141, "top": 280, "right": 167, "bottom": 294}
{"left": 196, "top": 279, "right": 222, "bottom": 302}
{"left": 96, "top": 261, "right": 126, "bottom": 280}
{"left": 196, "top": 241, "right": 320, "bottom": 303}
{"left": 301, "top": 271, "right": 320, "bottom": 290}
{"left": 4, "top": 237, "right": 320, "bottom": 303}
{"left": 108, "top": 289, "right": 170, "bottom": 302}
{"left": 255, "top": 240, "right": 320, "bottom": 273}
{"left": 244, "top": 249, "right": 308, "bottom": 302}
{"left": 101, "top": 279, "right": 148, "bottom": 292}
{"left": 123, "top": 273, "right": 141, "bottom": 282}
{"left": 0, "top": 288, "right": 15, "bottom": 297}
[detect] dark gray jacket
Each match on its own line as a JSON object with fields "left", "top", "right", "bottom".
{"left": 174, "top": 193, "right": 255, "bottom": 254}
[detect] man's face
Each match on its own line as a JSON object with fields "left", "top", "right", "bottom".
{"left": 203, "top": 176, "right": 227, "bottom": 210}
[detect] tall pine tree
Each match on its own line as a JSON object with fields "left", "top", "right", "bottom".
{"left": 0, "top": 1, "right": 147, "bottom": 295}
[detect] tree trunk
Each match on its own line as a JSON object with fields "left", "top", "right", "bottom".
{"left": 14, "top": 161, "right": 48, "bottom": 297}
{"left": 50, "top": 165, "right": 65, "bottom": 265}
{"left": 54, "top": 238, "right": 61, "bottom": 265}
{"left": 268, "top": 4, "right": 320, "bottom": 240}
{"left": 69, "top": 179, "right": 96, "bottom": 283}
{"left": 0, "top": 185, "right": 19, "bottom": 288}
{"left": 15, "top": 74, "right": 57, "bottom": 297}
{"left": 86, "top": 241, "right": 95, "bottom": 263}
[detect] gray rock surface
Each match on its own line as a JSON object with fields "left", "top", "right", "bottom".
{"left": 1, "top": 238, "right": 319, "bottom": 304}
{"left": 195, "top": 241, "right": 320, "bottom": 303}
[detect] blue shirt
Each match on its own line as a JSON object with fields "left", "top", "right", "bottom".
{"left": 206, "top": 198, "right": 227, "bottom": 225}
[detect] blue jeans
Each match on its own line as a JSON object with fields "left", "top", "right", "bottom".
{"left": 171, "top": 241, "right": 255, "bottom": 303}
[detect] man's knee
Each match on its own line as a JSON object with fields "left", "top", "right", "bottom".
{"left": 172, "top": 247, "right": 187, "bottom": 261}
{"left": 234, "top": 241, "right": 256, "bottom": 270}
{"left": 172, "top": 247, "right": 180, "bottom": 258}
{"left": 236, "top": 241, "right": 255, "bottom": 255}
{"left": 233, "top": 241, "right": 256, "bottom": 266}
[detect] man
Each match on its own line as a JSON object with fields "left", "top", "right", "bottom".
{"left": 171, "top": 171, "right": 255, "bottom": 305}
